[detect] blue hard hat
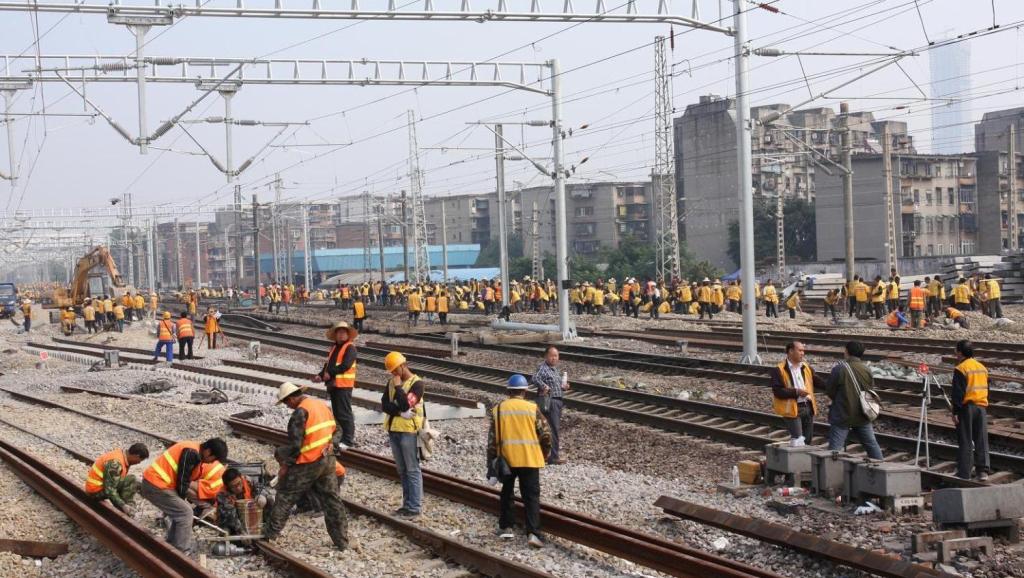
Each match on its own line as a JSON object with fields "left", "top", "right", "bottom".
{"left": 507, "top": 374, "right": 529, "bottom": 389}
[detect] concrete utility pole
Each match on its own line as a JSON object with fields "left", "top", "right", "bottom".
{"left": 441, "top": 201, "right": 450, "bottom": 284}
{"left": 733, "top": 0, "right": 760, "bottom": 364}
{"left": 1009, "top": 125, "right": 1019, "bottom": 252}
{"left": 840, "top": 101, "right": 855, "bottom": 282}
{"left": 882, "top": 124, "right": 899, "bottom": 273}
{"left": 549, "top": 58, "right": 573, "bottom": 339}
{"left": 234, "top": 184, "right": 244, "bottom": 288}
{"left": 272, "top": 175, "right": 282, "bottom": 283}
{"left": 400, "top": 191, "right": 410, "bottom": 283}
{"left": 301, "top": 203, "right": 312, "bottom": 287}
{"left": 775, "top": 191, "right": 785, "bottom": 281}
{"left": 376, "top": 204, "right": 387, "bottom": 284}
{"left": 495, "top": 124, "right": 510, "bottom": 307}
{"left": 252, "top": 194, "right": 261, "bottom": 304}
{"left": 146, "top": 218, "right": 156, "bottom": 290}
{"left": 150, "top": 219, "right": 159, "bottom": 289}
{"left": 361, "top": 191, "right": 371, "bottom": 282}
{"left": 195, "top": 220, "right": 201, "bottom": 288}
{"left": 174, "top": 218, "right": 182, "bottom": 288}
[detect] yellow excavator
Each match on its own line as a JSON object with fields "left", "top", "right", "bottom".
{"left": 46, "top": 245, "right": 135, "bottom": 309}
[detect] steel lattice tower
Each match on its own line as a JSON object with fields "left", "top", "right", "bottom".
{"left": 407, "top": 110, "right": 430, "bottom": 284}
{"left": 653, "top": 35, "right": 680, "bottom": 282}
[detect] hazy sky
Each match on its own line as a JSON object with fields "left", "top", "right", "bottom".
{"left": 2, "top": 0, "right": 1023, "bottom": 216}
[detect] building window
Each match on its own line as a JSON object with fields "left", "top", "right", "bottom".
{"left": 947, "top": 188, "right": 955, "bottom": 205}
{"left": 933, "top": 164, "right": 942, "bottom": 178}
{"left": 915, "top": 245, "right": 921, "bottom": 256}
{"left": 926, "top": 218, "right": 933, "bottom": 234}
{"left": 937, "top": 244, "right": 944, "bottom": 255}
{"left": 574, "top": 206, "right": 594, "bottom": 217}
{"left": 927, "top": 244, "right": 934, "bottom": 256}
{"left": 913, "top": 189, "right": 920, "bottom": 204}
{"left": 925, "top": 191, "right": 933, "bottom": 205}
{"left": 575, "top": 222, "right": 596, "bottom": 236}
{"left": 950, "top": 243, "right": 956, "bottom": 255}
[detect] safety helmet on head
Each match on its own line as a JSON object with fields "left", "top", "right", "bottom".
{"left": 163, "top": 311, "right": 171, "bottom": 319}
{"left": 275, "top": 381, "right": 307, "bottom": 404}
{"left": 384, "top": 351, "right": 407, "bottom": 373}
{"left": 507, "top": 374, "right": 529, "bottom": 390}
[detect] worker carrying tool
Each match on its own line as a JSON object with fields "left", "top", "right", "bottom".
{"left": 84, "top": 443, "right": 149, "bottom": 514}
{"left": 263, "top": 382, "right": 349, "bottom": 550}
{"left": 313, "top": 320, "right": 359, "bottom": 450}
{"left": 140, "top": 438, "right": 228, "bottom": 553}
{"left": 952, "top": 341, "right": 990, "bottom": 481}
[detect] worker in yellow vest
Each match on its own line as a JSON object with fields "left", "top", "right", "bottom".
{"left": 84, "top": 443, "right": 149, "bottom": 513}
{"left": 315, "top": 321, "right": 359, "bottom": 449}
{"left": 487, "top": 374, "right": 552, "bottom": 548}
{"left": 697, "top": 279, "right": 714, "bottom": 320}
{"left": 264, "top": 382, "right": 349, "bottom": 549}
{"left": 103, "top": 295, "right": 115, "bottom": 327}
{"left": 381, "top": 352, "right": 425, "bottom": 517}
{"left": 407, "top": 288, "right": 422, "bottom": 326}
{"left": 140, "top": 438, "right": 228, "bottom": 552}
{"left": 113, "top": 302, "right": 126, "bottom": 333}
{"left": 769, "top": 341, "right": 824, "bottom": 446}
{"left": 437, "top": 291, "right": 449, "bottom": 325}
{"left": 425, "top": 290, "right": 437, "bottom": 325}
{"left": 952, "top": 341, "right": 990, "bottom": 480}
{"left": 763, "top": 280, "right": 779, "bottom": 318}
{"left": 133, "top": 292, "right": 145, "bottom": 322}
{"left": 945, "top": 306, "right": 969, "bottom": 329}
{"left": 984, "top": 274, "right": 1003, "bottom": 319}
{"left": 784, "top": 290, "right": 801, "bottom": 319}
{"left": 870, "top": 276, "right": 887, "bottom": 320}
{"left": 149, "top": 291, "right": 159, "bottom": 320}
{"left": 60, "top": 306, "right": 77, "bottom": 336}
{"left": 20, "top": 298, "right": 32, "bottom": 333}
{"left": 927, "top": 276, "right": 944, "bottom": 317}
{"left": 202, "top": 307, "right": 221, "bottom": 349}
{"left": 83, "top": 299, "right": 97, "bottom": 334}
{"left": 725, "top": 281, "right": 741, "bottom": 313}
{"left": 952, "top": 277, "right": 972, "bottom": 311}
{"left": 353, "top": 296, "right": 367, "bottom": 332}
{"left": 887, "top": 276, "right": 900, "bottom": 313}
{"left": 853, "top": 277, "right": 870, "bottom": 318}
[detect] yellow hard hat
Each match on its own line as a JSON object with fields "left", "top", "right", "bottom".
{"left": 162, "top": 311, "right": 171, "bottom": 319}
{"left": 384, "top": 351, "right": 407, "bottom": 373}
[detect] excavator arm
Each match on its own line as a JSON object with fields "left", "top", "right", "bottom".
{"left": 68, "top": 246, "right": 126, "bottom": 304}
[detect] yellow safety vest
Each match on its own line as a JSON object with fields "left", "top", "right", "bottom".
{"left": 956, "top": 358, "right": 988, "bottom": 407}
{"left": 493, "top": 398, "right": 545, "bottom": 468}
{"left": 772, "top": 362, "right": 816, "bottom": 418}
{"left": 385, "top": 375, "right": 424, "bottom": 433}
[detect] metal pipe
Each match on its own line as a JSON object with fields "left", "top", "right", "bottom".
{"left": 549, "top": 58, "right": 573, "bottom": 340}
{"left": 495, "top": 124, "right": 510, "bottom": 307}
{"left": 733, "top": 0, "right": 760, "bottom": 364}
{"left": 490, "top": 319, "right": 561, "bottom": 333}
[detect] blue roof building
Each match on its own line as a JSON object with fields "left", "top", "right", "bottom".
{"left": 259, "top": 244, "right": 480, "bottom": 278}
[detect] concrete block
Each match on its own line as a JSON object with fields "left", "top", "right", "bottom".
{"left": 851, "top": 461, "right": 921, "bottom": 501}
{"left": 939, "top": 536, "right": 993, "bottom": 563}
{"left": 810, "top": 450, "right": 847, "bottom": 497}
{"left": 913, "top": 530, "right": 966, "bottom": 554}
{"left": 933, "top": 485, "right": 1024, "bottom": 525}
{"left": 765, "top": 443, "right": 815, "bottom": 475}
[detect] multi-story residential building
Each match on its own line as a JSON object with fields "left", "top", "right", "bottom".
{"left": 975, "top": 151, "right": 1024, "bottom": 253}
{"left": 424, "top": 193, "right": 490, "bottom": 247}
{"left": 674, "top": 94, "right": 914, "bottom": 269}
{"left": 974, "top": 107, "right": 1024, "bottom": 153}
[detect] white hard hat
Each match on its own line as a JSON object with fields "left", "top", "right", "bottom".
{"left": 275, "top": 382, "right": 307, "bottom": 404}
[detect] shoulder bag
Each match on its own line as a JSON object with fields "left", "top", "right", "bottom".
{"left": 491, "top": 402, "right": 513, "bottom": 480}
{"left": 843, "top": 362, "right": 882, "bottom": 421}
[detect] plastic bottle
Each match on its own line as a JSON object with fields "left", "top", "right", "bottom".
{"left": 561, "top": 371, "right": 568, "bottom": 388}
{"left": 731, "top": 465, "right": 740, "bottom": 487}
{"left": 776, "top": 487, "right": 808, "bottom": 497}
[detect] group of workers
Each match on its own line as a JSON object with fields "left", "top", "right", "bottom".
{"left": 152, "top": 307, "right": 223, "bottom": 362}
{"left": 771, "top": 339, "right": 990, "bottom": 481}
{"left": 878, "top": 273, "right": 1003, "bottom": 330}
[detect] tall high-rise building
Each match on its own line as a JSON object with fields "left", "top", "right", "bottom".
{"left": 929, "top": 40, "right": 972, "bottom": 154}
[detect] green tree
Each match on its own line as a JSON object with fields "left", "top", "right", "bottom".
{"left": 474, "top": 233, "right": 524, "bottom": 267}
{"left": 727, "top": 197, "right": 816, "bottom": 267}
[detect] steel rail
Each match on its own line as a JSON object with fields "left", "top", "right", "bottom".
{"left": 0, "top": 439, "right": 215, "bottom": 578}
{"left": 224, "top": 416, "right": 781, "bottom": 578}
{"left": 0, "top": 390, "right": 552, "bottom": 578}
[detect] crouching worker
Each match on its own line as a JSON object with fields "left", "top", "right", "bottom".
{"left": 885, "top": 305, "right": 910, "bottom": 330}
{"left": 140, "top": 438, "right": 228, "bottom": 553}
{"left": 263, "top": 382, "right": 349, "bottom": 550}
{"left": 945, "top": 307, "right": 970, "bottom": 329}
{"left": 84, "top": 443, "right": 149, "bottom": 514}
{"left": 214, "top": 468, "right": 275, "bottom": 536}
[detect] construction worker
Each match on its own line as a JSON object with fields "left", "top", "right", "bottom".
{"left": 202, "top": 307, "right": 221, "bottom": 349}
{"left": 927, "top": 276, "right": 944, "bottom": 318}
{"left": 887, "top": 276, "right": 900, "bottom": 312}
{"left": 770, "top": 341, "right": 824, "bottom": 446}
{"left": 425, "top": 289, "right": 437, "bottom": 325}
{"left": 19, "top": 298, "right": 31, "bottom": 333}
{"left": 437, "top": 291, "right": 449, "bottom": 326}
{"left": 784, "top": 290, "right": 801, "bottom": 319}
{"left": 711, "top": 280, "right": 724, "bottom": 315}
{"left": 263, "top": 382, "right": 349, "bottom": 548}
{"left": 60, "top": 307, "right": 77, "bottom": 336}
{"left": 952, "top": 341, "right": 990, "bottom": 481}
{"left": 853, "top": 277, "right": 870, "bottom": 318}
{"left": 619, "top": 280, "right": 634, "bottom": 318}
{"left": 381, "top": 351, "right": 425, "bottom": 517}
{"left": 353, "top": 296, "right": 367, "bottom": 332}
{"left": 407, "top": 288, "right": 422, "bottom": 326}
{"left": 945, "top": 306, "right": 970, "bottom": 329}
{"left": 697, "top": 279, "right": 713, "bottom": 320}
{"left": 725, "top": 281, "right": 741, "bottom": 313}
{"left": 487, "top": 374, "right": 552, "bottom": 549}
{"left": 153, "top": 312, "right": 176, "bottom": 363}
{"left": 953, "top": 277, "right": 973, "bottom": 311}
{"left": 84, "top": 443, "right": 149, "bottom": 514}
{"left": 149, "top": 291, "right": 159, "bottom": 320}
{"left": 823, "top": 289, "right": 839, "bottom": 322}
{"left": 113, "top": 301, "right": 126, "bottom": 332}
{"left": 83, "top": 299, "right": 97, "bottom": 334}
{"left": 103, "top": 295, "right": 115, "bottom": 327}
{"left": 176, "top": 312, "right": 195, "bottom": 360}
{"left": 763, "top": 280, "right": 779, "bottom": 318}
{"left": 140, "top": 438, "right": 228, "bottom": 552}
{"left": 870, "top": 276, "right": 887, "bottom": 320}
{"left": 846, "top": 277, "right": 858, "bottom": 317}
{"left": 133, "top": 292, "right": 145, "bottom": 322}
{"left": 908, "top": 280, "right": 928, "bottom": 329}
{"left": 984, "top": 274, "right": 1002, "bottom": 319}
{"left": 886, "top": 305, "right": 910, "bottom": 330}
{"left": 314, "top": 321, "right": 358, "bottom": 450}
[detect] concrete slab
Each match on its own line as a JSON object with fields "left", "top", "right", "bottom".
{"left": 933, "top": 484, "right": 1024, "bottom": 525}
{"left": 939, "top": 536, "right": 993, "bottom": 563}
{"left": 850, "top": 461, "right": 921, "bottom": 502}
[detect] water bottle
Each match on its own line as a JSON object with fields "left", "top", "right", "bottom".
{"left": 561, "top": 371, "right": 568, "bottom": 388}
{"left": 731, "top": 465, "right": 740, "bottom": 487}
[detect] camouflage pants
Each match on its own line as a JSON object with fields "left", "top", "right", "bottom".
{"left": 264, "top": 456, "right": 348, "bottom": 549}
{"left": 92, "top": 474, "right": 140, "bottom": 507}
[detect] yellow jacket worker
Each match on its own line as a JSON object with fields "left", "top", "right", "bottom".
{"left": 952, "top": 341, "right": 989, "bottom": 481}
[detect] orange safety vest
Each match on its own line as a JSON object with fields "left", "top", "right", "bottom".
{"left": 158, "top": 320, "right": 175, "bottom": 341}
{"left": 85, "top": 449, "right": 128, "bottom": 495}
{"left": 438, "top": 296, "right": 449, "bottom": 313}
{"left": 909, "top": 286, "right": 927, "bottom": 311}
{"left": 204, "top": 315, "right": 219, "bottom": 334}
{"left": 772, "top": 362, "right": 817, "bottom": 418}
{"left": 196, "top": 461, "right": 227, "bottom": 500}
{"left": 327, "top": 341, "right": 357, "bottom": 388}
{"left": 956, "top": 358, "right": 989, "bottom": 407}
{"left": 296, "top": 397, "right": 336, "bottom": 464}
{"left": 946, "top": 307, "right": 962, "bottom": 320}
{"left": 143, "top": 441, "right": 204, "bottom": 491}
{"left": 885, "top": 311, "right": 900, "bottom": 328}
{"left": 176, "top": 318, "right": 194, "bottom": 338}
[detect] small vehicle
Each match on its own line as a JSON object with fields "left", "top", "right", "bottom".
{"left": 0, "top": 283, "right": 17, "bottom": 319}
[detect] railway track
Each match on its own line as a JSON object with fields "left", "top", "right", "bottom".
{"left": 219, "top": 323, "right": 1023, "bottom": 488}
{"left": 4, "top": 383, "right": 776, "bottom": 578}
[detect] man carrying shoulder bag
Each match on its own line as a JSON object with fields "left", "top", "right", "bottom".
{"left": 825, "top": 340, "right": 884, "bottom": 459}
{"left": 486, "top": 374, "right": 552, "bottom": 549}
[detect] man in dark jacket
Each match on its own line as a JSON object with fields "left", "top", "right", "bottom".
{"left": 770, "top": 341, "right": 826, "bottom": 445}
{"left": 825, "top": 341, "right": 883, "bottom": 459}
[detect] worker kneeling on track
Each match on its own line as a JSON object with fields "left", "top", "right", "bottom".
{"left": 84, "top": 443, "right": 149, "bottom": 515}
{"left": 263, "top": 382, "right": 349, "bottom": 550}
{"left": 487, "top": 374, "right": 552, "bottom": 549}
{"left": 140, "top": 438, "right": 228, "bottom": 553}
